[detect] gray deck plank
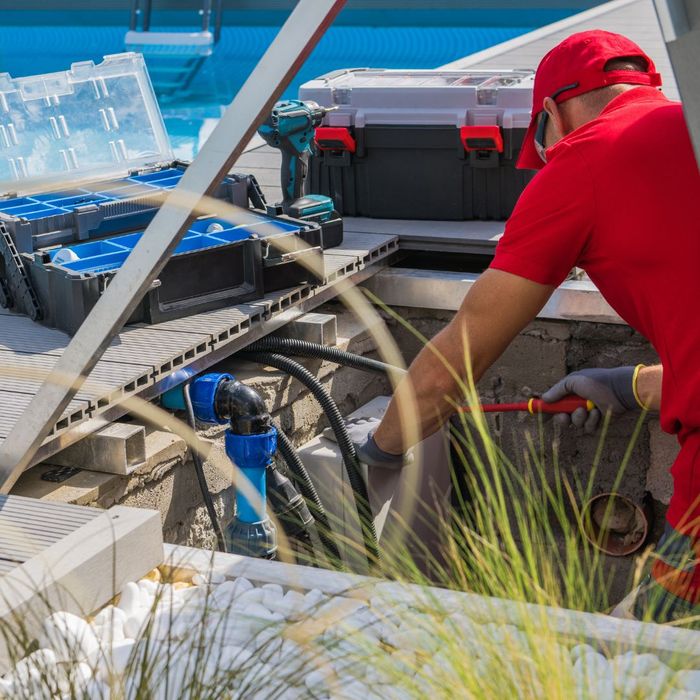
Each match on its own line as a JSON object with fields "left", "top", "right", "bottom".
{"left": 0, "top": 352, "right": 153, "bottom": 404}
{"left": 0, "top": 391, "right": 90, "bottom": 439}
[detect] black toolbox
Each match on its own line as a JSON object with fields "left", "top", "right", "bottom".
{"left": 0, "top": 53, "right": 336, "bottom": 334}
{"left": 300, "top": 68, "right": 536, "bottom": 221}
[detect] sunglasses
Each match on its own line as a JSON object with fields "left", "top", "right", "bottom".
{"left": 533, "top": 82, "right": 579, "bottom": 164}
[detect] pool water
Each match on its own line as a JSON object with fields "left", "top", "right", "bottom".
{"left": 0, "top": 9, "right": 581, "bottom": 159}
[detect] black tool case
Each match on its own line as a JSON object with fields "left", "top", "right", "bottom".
{"left": 300, "top": 68, "right": 536, "bottom": 221}
{"left": 0, "top": 53, "right": 330, "bottom": 334}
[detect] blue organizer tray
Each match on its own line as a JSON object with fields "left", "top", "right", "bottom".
{"left": 0, "top": 168, "right": 187, "bottom": 222}
{"left": 48, "top": 212, "right": 303, "bottom": 275}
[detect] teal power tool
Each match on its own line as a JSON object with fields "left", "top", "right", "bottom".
{"left": 258, "top": 99, "right": 338, "bottom": 222}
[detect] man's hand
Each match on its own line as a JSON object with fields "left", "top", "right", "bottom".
{"left": 356, "top": 433, "right": 407, "bottom": 470}
{"left": 541, "top": 366, "right": 641, "bottom": 433}
{"left": 323, "top": 417, "right": 409, "bottom": 470}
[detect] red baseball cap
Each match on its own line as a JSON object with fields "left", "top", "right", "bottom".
{"left": 518, "top": 30, "right": 662, "bottom": 170}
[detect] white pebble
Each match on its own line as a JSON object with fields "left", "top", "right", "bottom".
{"left": 612, "top": 650, "right": 661, "bottom": 680}
{"left": 123, "top": 607, "right": 150, "bottom": 639}
{"left": 245, "top": 602, "right": 282, "bottom": 622}
{"left": 220, "top": 645, "right": 253, "bottom": 671}
{"left": 666, "top": 691, "right": 700, "bottom": 700}
{"left": 192, "top": 570, "right": 225, "bottom": 587}
{"left": 262, "top": 583, "right": 284, "bottom": 608}
{"left": 573, "top": 652, "right": 614, "bottom": 700}
{"left": 117, "top": 582, "right": 141, "bottom": 617}
{"left": 332, "top": 679, "right": 369, "bottom": 700}
{"left": 210, "top": 578, "right": 254, "bottom": 610}
{"left": 232, "top": 587, "right": 266, "bottom": 610}
{"left": 83, "top": 678, "right": 110, "bottom": 700}
{"left": 569, "top": 643, "right": 598, "bottom": 664}
{"left": 302, "top": 588, "right": 327, "bottom": 612}
{"left": 675, "top": 669, "right": 700, "bottom": 692}
{"left": 106, "top": 638, "right": 137, "bottom": 678}
{"left": 40, "top": 612, "right": 99, "bottom": 662}
{"left": 305, "top": 667, "right": 332, "bottom": 691}
{"left": 91, "top": 606, "right": 127, "bottom": 644}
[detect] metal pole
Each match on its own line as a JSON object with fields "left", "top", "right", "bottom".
{"left": 0, "top": 0, "right": 346, "bottom": 494}
{"left": 201, "top": 0, "right": 213, "bottom": 33}
{"left": 143, "top": 0, "right": 153, "bottom": 32}
{"left": 129, "top": 0, "right": 140, "bottom": 31}
{"left": 653, "top": 0, "right": 700, "bottom": 166}
{"left": 213, "top": 0, "right": 224, "bottom": 43}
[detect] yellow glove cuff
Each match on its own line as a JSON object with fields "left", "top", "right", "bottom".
{"left": 632, "top": 364, "right": 649, "bottom": 410}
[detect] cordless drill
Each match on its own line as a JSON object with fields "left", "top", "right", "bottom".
{"left": 258, "top": 99, "right": 336, "bottom": 221}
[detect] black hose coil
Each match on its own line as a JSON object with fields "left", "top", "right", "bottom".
{"left": 239, "top": 350, "right": 380, "bottom": 567}
{"left": 276, "top": 428, "right": 342, "bottom": 567}
{"left": 246, "top": 337, "right": 406, "bottom": 379}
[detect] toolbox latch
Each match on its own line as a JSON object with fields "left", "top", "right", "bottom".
{"left": 460, "top": 125, "right": 504, "bottom": 153}
{"left": 314, "top": 127, "right": 357, "bottom": 154}
{"left": 460, "top": 125, "right": 503, "bottom": 168}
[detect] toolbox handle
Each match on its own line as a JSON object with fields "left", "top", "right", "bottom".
{"left": 459, "top": 125, "right": 504, "bottom": 153}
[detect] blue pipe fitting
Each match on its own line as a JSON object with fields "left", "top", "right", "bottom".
{"left": 190, "top": 373, "right": 233, "bottom": 424}
{"left": 225, "top": 427, "right": 277, "bottom": 523}
{"left": 161, "top": 371, "right": 233, "bottom": 424}
{"left": 225, "top": 427, "right": 278, "bottom": 558}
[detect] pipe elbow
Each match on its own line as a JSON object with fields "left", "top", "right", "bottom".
{"left": 216, "top": 379, "right": 272, "bottom": 435}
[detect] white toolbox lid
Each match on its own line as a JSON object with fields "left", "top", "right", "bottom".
{"left": 299, "top": 68, "right": 535, "bottom": 129}
{"left": 0, "top": 53, "right": 173, "bottom": 196}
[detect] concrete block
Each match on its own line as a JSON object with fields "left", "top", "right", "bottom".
{"left": 273, "top": 311, "right": 337, "bottom": 346}
{"left": 647, "top": 419, "right": 678, "bottom": 504}
{"left": 46, "top": 422, "right": 146, "bottom": 475}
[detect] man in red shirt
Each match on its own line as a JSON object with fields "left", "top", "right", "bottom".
{"left": 356, "top": 30, "right": 700, "bottom": 623}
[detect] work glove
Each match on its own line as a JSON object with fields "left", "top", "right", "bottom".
{"left": 322, "top": 416, "right": 410, "bottom": 470}
{"left": 541, "top": 366, "right": 640, "bottom": 434}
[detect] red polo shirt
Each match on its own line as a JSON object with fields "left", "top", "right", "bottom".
{"left": 491, "top": 86, "right": 700, "bottom": 529}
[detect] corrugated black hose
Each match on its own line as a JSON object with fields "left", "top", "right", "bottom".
{"left": 276, "top": 428, "right": 342, "bottom": 566}
{"left": 183, "top": 382, "right": 227, "bottom": 552}
{"left": 246, "top": 337, "right": 406, "bottom": 379}
{"left": 239, "top": 350, "right": 380, "bottom": 567}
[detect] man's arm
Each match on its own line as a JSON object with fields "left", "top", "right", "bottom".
{"left": 372, "top": 269, "right": 555, "bottom": 455}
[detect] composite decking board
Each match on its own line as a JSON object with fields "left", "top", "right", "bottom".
{"left": 441, "top": 0, "right": 679, "bottom": 101}
{"left": 0, "top": 391, "right": 90, "bottom": 439}
{"left": 0, "top": 494, "right": 101, "bottom": 520}
{"left": 329, "top": 231, "right": 400, "bottom": 261}
{"left": 0, "top": 351, "right": 153, "bottom": 403}
{"left": 146, "top": 305, "right": 258, "bottom": 336}
{"left": 0, "top": 494, "right": 99, "bottom": 570}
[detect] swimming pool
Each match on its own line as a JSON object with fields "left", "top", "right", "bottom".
{"left": 0, "top": 8, "right": 584, "bottom": 158}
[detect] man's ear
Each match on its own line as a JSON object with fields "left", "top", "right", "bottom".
{"left": 542, "top": 96, "right": 568, "bottom": 145}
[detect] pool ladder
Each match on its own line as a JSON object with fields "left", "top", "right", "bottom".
{"left": 125, "top": 0, "right": 223, "bottom": 97}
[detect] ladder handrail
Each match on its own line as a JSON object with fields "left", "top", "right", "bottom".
{"left": 129, "top": 0, "right": 222, "bottom": 38}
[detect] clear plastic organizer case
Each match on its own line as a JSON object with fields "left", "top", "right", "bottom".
{"left": 0, "top": 55, "right": 248, "bottom": 253}
{"left": 0, "top": 54, "right": 327, "bottom": 333}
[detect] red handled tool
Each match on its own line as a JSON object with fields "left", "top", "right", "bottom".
{"left": 459, "top": 395, "right": 595, "bottom": 415}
